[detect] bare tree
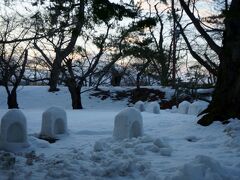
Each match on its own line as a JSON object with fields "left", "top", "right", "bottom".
{"left": 0, "top": 15, "right": 30, "bottom": 108}
{"left": 178, "top": 0, "right": 240, "bottom": 125}
{"left": 61, "top": 24, "right": 111, "bottom": 109}
{"left": 33, "top": 0, "right": 85, "bottom": 92}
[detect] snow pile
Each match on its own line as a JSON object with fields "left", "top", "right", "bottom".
{"left": 89, "top": 136, "right": 172, "bottom": 178}
{"left": 224, "top": 119, "right": 240, "bottom": 148}
{"left": 197, "top": 88, "right": 214, "bottom": 94}
{"left": 0, "top": 109, "right": 29, "bottom": 152}
{"left": 177, "top": 101, "right": 191, "bottom": 114}
{"left": 172, "top": 100, "right": 209, "bottom": 115}
{"left": 146, "top": 101, "right": 160, "bottom": 114}
{"left": 40, "top": 107, "right": 68, "bottom": 139}
{"left": 188, "top": 101, "right": 208, "bottom": 115}
{"left": 113, "top": 107, "right": 143, "bottom": 140}
{"left": 29, "top": 136, "right": 50, "bottom": 148}
{"left": 170, "top": 105, "right": 178, "bottom": 113}
{"left": 0, "top": 135, "right": 171, "bottom": 180}
{"left": 166, "top": 155, "right": 239, "bottom": 180}
{"left": 134, "top": 101, "right": 145, "bottom": 112}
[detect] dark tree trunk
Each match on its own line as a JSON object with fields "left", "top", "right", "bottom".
{"left": 67, "top": 83, "right": 83, "bottom": 109}
{"left": 136, "top": 59, "right": 151, "bottom": 89}
{"left": 198, "top": 0, "right": 240, "bottom": 125}
{"left": 47, "top": 1, "right": 85, "bottom": 92}
{"left": 8, "top": 91, "right": 19, "bottom": 109}
{"left": 111, "top": 73, "right": 122, "bottom": 86}
{"left": 160, "top": 64, "right": 170, "bottom": 86}
{"left": 136, "top": 74, "right": 141, "bottom": 89}
{"left": 48, "top": 59, "right": 61, "bottom": 92}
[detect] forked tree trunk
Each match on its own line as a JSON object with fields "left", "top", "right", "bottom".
{"left": 198, "top": 0, "right": 240, "bottom": 125}
{"left": 7, "top": 91, "right": 19, "bottom": 109}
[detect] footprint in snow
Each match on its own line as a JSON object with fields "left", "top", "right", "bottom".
{"left": 185, "top": 136, "right": 201, "bottom": 142}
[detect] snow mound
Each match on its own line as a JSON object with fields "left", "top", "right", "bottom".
{"left": 178, "top": 101, "right": 191, "bottom": 114}
{"left": 0, "top": 109, "right": 29, "bottom": 152}
{"left": 224, "top": 119, "right": 240, "bottom": 138}
{"left": 134, "top": 101, "right": 145, "bottom": 112}
{"left": 113, "top": 107, "right": 143, "bottom": 140}
{"left": 188, "top": 101, "right": 208, "bottom": 115}
{"left": 146, "top": 101, "right": 160, "bottom": 114}
{"left": 9, "top": 136, "right": 167, "bottom": 180}
{"left": 170, "top": 105, "right": 178, "bottom": 113}
{"left": 173, "top": 100, "right": 209, "bottom": 115}
{"left": 89, "top": 135, "right": 171, "bottom": 178}
{"left": 224, "top": 119, "right": 240, "bottom": 148}
{"left": 29, "top": 136, "right": 50, "bottom": 148}
{"left": 40, "top": 107, "right": 68, "bottom": 139}
{"left": 166, "top": 155, "right": 239, "bottom": 180}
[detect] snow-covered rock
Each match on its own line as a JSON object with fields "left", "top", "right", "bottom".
{"left": 178, "top": 101, "right": 191, "bottom": 114}
{"left": 146, "top": 101, "right": 160, "bottom": 114}
{"left": 40, "top": 107, "right": 68, "bottom": 139}
{"left": 188, "top": 101, "right": 208, "bottom": 115}
{"left": 0, "top": 109, "right": 29, "bottom": 152}
{"left": 134, "top": 101, "right": 145, "bottom": 112}
{"left": 113, "top": 107, "right": 143, "bottom": 140}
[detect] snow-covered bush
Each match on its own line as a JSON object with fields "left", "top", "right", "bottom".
{"left": 0, "top": 109, "right": 29, "bottom": 152}
{"left": 146, "top": 101, "right": 160, "bottom": 114}
{"left": 40, "top": 107, "right": 68, "bottom": 139}
{"left": 188, "top": 101, "right": 208, "bottom": 115}
{"left": 134, "top": 101, "right": 145, "bottom": 112}
{"left": 178, "top": 101, "right": 191, "bottom": 114}
{"left": 113, "top": 107, "right": 143, "bottom": 140}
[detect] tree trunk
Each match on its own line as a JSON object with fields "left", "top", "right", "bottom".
{"left": 198, "top": 0, "right": 240, "bottom": 125}
{"left": 8, "top": 91, "right": 19, "bottom": 109}
{"left": 160, "top": 64, "right": 169, "bottom": 86}
{"left": 111, "top": 73, "right": 122, "bottom": 86}
{"left": 171, "top": 0, "right": 177, "bottom": 87}
{"left": 48, "top": 60, "right": 61, "bottom": 92}
{"left": 136, "top": 73, "right": 141, "bottom": 89}
{"left": 68, "top": 84, "right": 83, "bottom": 109}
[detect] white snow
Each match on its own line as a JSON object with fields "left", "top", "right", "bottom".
{"left": 165, "top": 155, "right": 240, "bottom": 180}
{"left": 197, "top": 88, "right": 214, "bottom": 94}
{"left": 0, "top": 109, "right": 29, "bottom": 152}
{"left": 40, "top": 107, "right": 68, "bottom": 139}
{"left": 146, "top": 101, "right": 160, "bottom": 114}
{"left": 0, "top": 86, "right": 239, "bottom": 180}
{"left": 177, "top": 101, "right": 191, "bottom": 114}
{"left": 170, "top": 105, "right": 178, "bottom": 113}
{"left": 188, "top": 101, "right": 208, "bottom": 115}
{"left": 113, "top": 107, "right": 143, "bottom": 140}
{"left": 173, "top": 100, "right": 209, "bottom": 116}
{"left": 134, "top": 100, "right": 145, "bottom": 112}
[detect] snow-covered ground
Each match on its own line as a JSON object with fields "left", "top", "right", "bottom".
{"left": 0, "top": 86, "right": 240, "bottom": 180}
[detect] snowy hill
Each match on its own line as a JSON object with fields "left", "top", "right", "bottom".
{"left": 0, "top": 86, "right": 240, "bottom": 180}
